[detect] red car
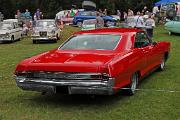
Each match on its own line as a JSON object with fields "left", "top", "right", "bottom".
{"left": 14, "top": 28, "right": 170, "bottom": 95}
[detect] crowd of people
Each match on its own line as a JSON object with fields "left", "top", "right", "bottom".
{"left": 14, "top": 8, "right": 44, "bottom": 35}
{"left": 10, "top": 5, "right": 176, "bottom": 39}
{"left": 113, "top": 6, "right": 156, "bottom": 39}
{"left": 94, "top": 7, "right": 156, "bottom": 39}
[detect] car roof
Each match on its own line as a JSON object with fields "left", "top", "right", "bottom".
{"left": 3, "top": 19, "right": 18, "bottom": 23}
{"left": 75, "top": 28, "right": 141, "bottom": 35}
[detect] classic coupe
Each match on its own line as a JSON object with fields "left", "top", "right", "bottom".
{"left": 165, "top": 16, "right": 180, "bottom": 35}
{"left": 31, "top": 19, "right": 61, "bottom": 43}
{"left": 14, "top": 28, "right": 170, "bottom": 95}
{"left": 0, "top": 19, "right": 22, "bottom": 42}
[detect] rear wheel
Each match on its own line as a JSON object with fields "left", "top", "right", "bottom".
{"left": 124, "top": 73, "right": 138, "bottom": 96}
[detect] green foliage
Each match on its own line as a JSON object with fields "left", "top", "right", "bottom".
{"left": 1, "top": 0, "right": 159, "bottom": 18}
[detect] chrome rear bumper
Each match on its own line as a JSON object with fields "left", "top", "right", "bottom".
{"left": 31, "top": 36, "right": 57, "bottom": 40}
{"left": 15, "top": 77, "right": 115, "bottom": 95}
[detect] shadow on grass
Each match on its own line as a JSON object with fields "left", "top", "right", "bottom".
{"left": 26, "top": 92, "right": 128, "bottom": 108}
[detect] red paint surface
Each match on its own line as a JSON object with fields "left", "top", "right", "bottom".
{"left": 15, "top": 28, "right": 170, "bottom": 91}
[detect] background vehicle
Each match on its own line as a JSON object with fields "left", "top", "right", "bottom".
{"left": 14, "top": 28, "right": 170, "bottom": 96}
{"left": 165, "top": 16, "right": 180, "bottom": 35}
{"left": 0, "top": 19, "right": 22, "bottom": 42}
{"left": 73, "top": 11, "right": 116, "bottom": 27}
{"left": 31, "top": 19, "right": 61, "bottom": 43}
{"left": 81, "top": 19, "right": 96, "bottom": 30}
{"left": 160, "top": 2, "right": 180, "bottom": 19}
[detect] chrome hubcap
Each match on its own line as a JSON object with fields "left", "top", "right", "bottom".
{"left": 161, "top": 59, "right": 165, "bottom": 69}
{"left": 131, "top": 74, "right": 137, "bottom": 92}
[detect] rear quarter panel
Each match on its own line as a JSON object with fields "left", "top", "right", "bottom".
{"left": 108, "top": 50, "right": 146, "bottom": 90}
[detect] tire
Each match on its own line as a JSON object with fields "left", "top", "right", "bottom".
{"left": 11, "top": 36, "right": 14, "bottom": 43}
{"left": 54, "top": 39, "right": 57, "bottom": 43}
{"left": 56, "top": 34, "right": 59, "bottom": 40}
{"left": 124, "top": 73, "right": 139, "bottom": 96}
{"left": 33, "top": 40, "right": 36, "bottom": 44}
{"left": 106, "top": 21, "right": 115, "bottom": 27}
{"left": 77, "top": 21, "right": 82, "bottom": 27}
{"left": 158, "top": 56, "right": 165, "bottom": 71}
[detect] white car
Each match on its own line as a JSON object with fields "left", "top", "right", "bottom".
{"left": 0, "top": 19, "right": 22, "bottom": 42}
{"left": 31, "top": 19, "right": 61, "bottom": 43}
{"left": 81, "top": 19, "right": 97, "bottom": 30}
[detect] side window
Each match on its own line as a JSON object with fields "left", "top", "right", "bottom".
{"left": 134, "top": 32, "right": 150, "bottom": 48}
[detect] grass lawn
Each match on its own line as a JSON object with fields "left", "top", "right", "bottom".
{"left": 0, "top": 26, "right": 179, "bottom": 120}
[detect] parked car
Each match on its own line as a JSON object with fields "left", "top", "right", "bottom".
{"left": 160, "top": 2, "right": 180, "bottom": 19}
{"left": 165, "top": 16, "right": 180, "bottom": 35}
{"left": 55, "top": 9, "right": 84, "bottom": 25}
{"left": 0, "top": 19, "right": 22, "bottom": 42}
{"left": 31, "top": 19, "right": 61, "bottom": 43}
{"left": 81, "top": 19, "right": 96, "bottom": 30}
{"left": 73, "top": 11, "right": 116, "bottom": 27}
{"left": 14, "top": 28, "right": 170, "bottom": 95}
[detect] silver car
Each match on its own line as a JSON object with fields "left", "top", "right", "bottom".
{"left": 31, "top": 19, "right": 61, "bottom": 43}
{"left": 0, "top": 19, "right": 22, "bottom": 43}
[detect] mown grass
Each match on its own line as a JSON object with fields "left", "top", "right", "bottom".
{"left": 0, "top": 26, "right": 179, "bottom": 120}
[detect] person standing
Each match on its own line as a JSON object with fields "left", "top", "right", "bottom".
{"left": 96, "top": 12, "right": 104, "bottom": 28}
{"left": 16, "top": 10, "right": 21, "bottom": 18}
{"left": 25, "top": 9, "right": 30, "bottom": 17}
{"left": 35, "top": 9, "right": 41, "bottom": 20}
{"left": 134, "top": 11, "right": 145, "bottom": 30}
{"left": 70, "top": 9, "right": 75, "bottom": 18}
{"left": 123, "top": 11, "right": 128, "bottom": 22}
{"left": 145, "top": 14, "right": 155, "bottom": 39}
{"left": 103, "top": 9, "right": 107, "bottom": 16}
{"left": 128, "top": 9, "right": 134, "bottom": 16}
{"left": 117, "top": 10, "right": 121, "bottom": 21}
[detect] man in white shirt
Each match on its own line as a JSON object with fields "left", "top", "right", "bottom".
{"left": 134, "top": 12, "right": 145, "bottom": 29}
{"left": 145, "top": 14, "right": 155, "bottom": 39}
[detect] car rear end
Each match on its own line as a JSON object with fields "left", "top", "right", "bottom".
{"left": 14, "top": 71, "right": 115, "bottom": 95}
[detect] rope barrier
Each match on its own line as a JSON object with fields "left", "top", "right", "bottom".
{"left": 121, "top": 88, "right": 180, "bottom": 93}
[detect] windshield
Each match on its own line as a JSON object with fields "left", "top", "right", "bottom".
{"left": 36, "top": 21, "right": 55, "bottom": 27}
{"left": 0, "top": 23, "right": 12, "bottom": 30}
{"left": 60, "top": 34, "right": 121, "bottom": 50}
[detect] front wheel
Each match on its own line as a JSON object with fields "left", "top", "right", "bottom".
{"left": 77, "top": 21, "right": 82, "bottom": 27}
{"left": 158, "top": 56, "right": 166, "bottom": 71}
{"left": 11, "top": 36, "right": 14, "bottom": 43}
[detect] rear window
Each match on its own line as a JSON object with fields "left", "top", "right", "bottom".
{"left": 60, "top": 34, "right": 121, "bottom": 50}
